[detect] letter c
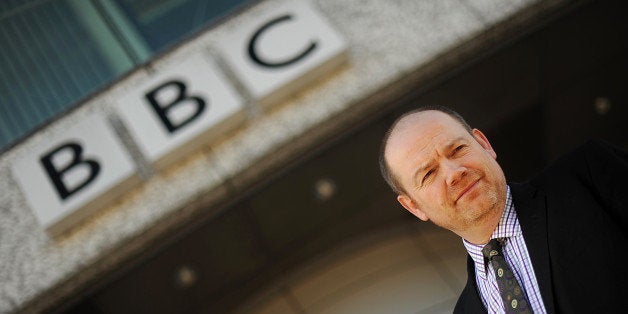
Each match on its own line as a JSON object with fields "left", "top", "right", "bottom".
{"left": 248, "top": 14, "right": 318, "bottom": 68}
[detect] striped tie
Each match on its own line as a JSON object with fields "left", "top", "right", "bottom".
{"left": 482, "top": 238, "right": 532, "bottom": 313}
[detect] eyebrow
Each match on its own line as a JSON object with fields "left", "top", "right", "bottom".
{"left": 443, "top": 137, "right": 465, "bottom": 153}
{"left": 412, "top": 160, "right": 434, "bottom": 186}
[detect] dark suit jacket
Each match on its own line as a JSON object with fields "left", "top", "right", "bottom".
{"left": 454, "top": 140, "right": 628, "bottom": 313}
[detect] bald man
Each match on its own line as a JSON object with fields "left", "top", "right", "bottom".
{"left": 379, "top": 106, "right": 628, "bottom": 313}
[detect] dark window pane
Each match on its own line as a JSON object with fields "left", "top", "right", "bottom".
{"left": 113, "top": 0, "right": 251, "bottom": 52}
{"left": 0, "top": 0, "right": 132, "bottom": 148}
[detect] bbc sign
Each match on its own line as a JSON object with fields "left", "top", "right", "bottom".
{"left": 11, "top": 0, "right": 348, "bottom": 236}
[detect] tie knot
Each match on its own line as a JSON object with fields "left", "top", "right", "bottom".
{"left": 482, "top": 238, "right": 504, "bottom": 259}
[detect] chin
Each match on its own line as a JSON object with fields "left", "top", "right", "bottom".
{"left": 465, "top": 197, "right": 499, "bottom": 223}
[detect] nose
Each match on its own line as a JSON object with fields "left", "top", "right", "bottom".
{"left": 445, "top": 161, "right": 467, "bottom": 186}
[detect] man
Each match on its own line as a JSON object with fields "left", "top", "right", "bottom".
{"left": 379, "top": 106, "right": 628, "bottom": 313}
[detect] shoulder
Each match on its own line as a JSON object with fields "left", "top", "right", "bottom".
{"left": 529, "top": 139, "right": 627, "bottom": 188}
{"left": 521, "top": 139, "right": 628, "bottom": 226}
{"left": 559, "top": 139, "right": 628, "bottom": 168}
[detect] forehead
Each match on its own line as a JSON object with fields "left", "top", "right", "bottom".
{"left": 385, "top": 111, "right": 470, "bottom": 170}
{"left": 389, "top": 111, "right": 468, "bottom": 149}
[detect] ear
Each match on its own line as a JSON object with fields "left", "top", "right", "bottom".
{"left": 472, "top": 129, "right": 497, "bottom": 160}
{"left": 397, "top": 194, "right": 429, "bottom": 221}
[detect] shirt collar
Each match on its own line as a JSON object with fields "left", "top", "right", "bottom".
{"left": 462, "top": 185, "right": 521, "bottom": 280}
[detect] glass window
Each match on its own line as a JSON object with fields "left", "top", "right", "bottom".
{"left": 0, "top": 0, "right": 134, "bottom": 148}
{"left": 113, "top": 0, "right": 250, "bottom": 52}
{"left": 0, "top": 0, "right": 252, "bottom": 150}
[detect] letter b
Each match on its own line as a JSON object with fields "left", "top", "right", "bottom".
{"left": 145, "top": 80, "right": 207, "bottom": 134}
{"left": 40, "top": 142, "right": 101, "bottom": 200}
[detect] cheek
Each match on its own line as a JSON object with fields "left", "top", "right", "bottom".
{"left": 423, "top": 185, "right": 446, "bottom": 206}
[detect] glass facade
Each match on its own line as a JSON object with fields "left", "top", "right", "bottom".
{"left": 114, "top": 0, "right": 243, "bottom": 52}
{"left": 0, "top": 0, "right": 251, "bottom": 149}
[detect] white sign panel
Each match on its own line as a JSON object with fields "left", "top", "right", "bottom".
{"left": 114, "top": 53, "right": 245, "bottom": 168}
{"left": 11, "top": 114, "right": 138, "bottom": 235}
{"left": 217, "top": 0, "right": 348, "bottom": 107}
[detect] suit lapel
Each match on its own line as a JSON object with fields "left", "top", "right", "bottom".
{"left": 510, "top": 182, "right": 555, "bottom": 314}
{"left": 465, "top": 255, "right": 485, "bottom": 311}
{"left": 455, "top": 256, "right": 486, "bottom": 313}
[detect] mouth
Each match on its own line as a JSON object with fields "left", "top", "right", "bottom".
{"left": 455, "top": 179, "right": 480, "bottom": 204}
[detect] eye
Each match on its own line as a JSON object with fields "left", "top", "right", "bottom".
{"left": 423, "top": 169, "right": 434, "bottom": 183}
{"left": 452, "top": 145, "right": 466, "bottom": 155}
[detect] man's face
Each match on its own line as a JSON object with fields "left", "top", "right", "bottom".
{"left": 386, "top": 111, "right": 507, "bottom": 236}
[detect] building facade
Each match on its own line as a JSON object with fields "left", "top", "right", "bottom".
{"left": 1, "top": 0, "right": 626, "bottom": 313}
